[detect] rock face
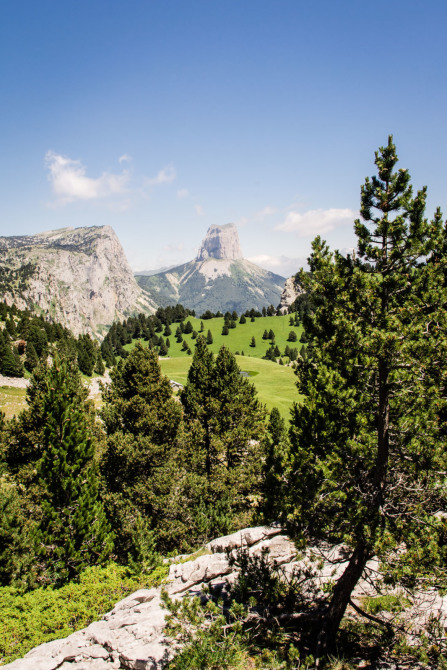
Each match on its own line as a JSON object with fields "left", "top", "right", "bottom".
{"left": 136, "top": 225, "right": 285, "bottom": 314}
{"left": 279, "top": 274, "right": 304, "bottom": 312}
{"left": 0, "top": 226, "right": 156, "bottom": 337}
{"left": 196, "top": 223, "right": 242, "bottom": 261}
{"left": 4, "top": 526, "right": 447, "bottom": 669}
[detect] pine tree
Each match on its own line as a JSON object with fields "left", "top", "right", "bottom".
{"left": 36, "top": 359, "right": 113, "bottom": 584}
{"left": 24, "top": 341, "right": 39, "bottom": 372}
{"left": 181, "top": 337, "right": 266, "bottom": 532}
{"left": 285, "top": 137, "right": 447, "bottom": 659}
{"left": 100, "top": 343, "right": 183, "bottom": 558}
{"left": 250, "top": 336, "right": 256, "bottom": 348}
{"left": 206, "top": 330, "right": 213, "bottom": 345}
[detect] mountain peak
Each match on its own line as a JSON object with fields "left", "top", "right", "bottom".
{"left": 196, "top": 223, "right": 243, "bottom": 261}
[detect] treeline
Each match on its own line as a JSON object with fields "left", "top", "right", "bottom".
{"left": 101, "top": 302, "right": 309, "bottom": 366}
{"left": 0, "top": 302, "right": 104, "bottom": 378}
{"left": 100, "top": 304, "right": 195, "bottom": 365}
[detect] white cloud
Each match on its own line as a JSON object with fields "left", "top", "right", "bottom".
{"left": 247, "top": 254, "right": 309, "bottom": 277}
{"left": 119, "top": 154, "right": 132, "bottom": 164}
{"left": 195, "top": 204, "right": 205, "bottom": 216}
{"left": 146, "top": 165, "right": 176, "bottom": 186}
{"left": 177, "top": 188, "right": 189, "bottom": 199}
{"left": 255, "top": 206, "right": 276, "bottom": 220}
{"left": 276, "top": 208, "right": 357, "bottom": 237}
{"left": 45, "top": 151, "right": 129, "bottom": 204}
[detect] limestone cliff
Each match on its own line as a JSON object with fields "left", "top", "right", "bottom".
{"left": 0, "top": 226, "right": 156, "bottom": 337}
{"left": 136, "top": 224, "right": 285, "bottom": 314}
{"left": 279, "top": 274, "right": 305, "bottom": 312}
{"left": 196, "top": 223, "right": 243, "bottom": 261}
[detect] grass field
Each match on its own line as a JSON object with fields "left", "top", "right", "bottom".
{"left": 160, "top": 354, "right": 300, "bottom": 419}
{"left": 125, "top": 314, "right": 302, "bottom": 360}
{"left": 124, "top": 314, "right": 303, "bottom": 420}
{"left": 0, "top": 387, "right": 27, "bottom": 419}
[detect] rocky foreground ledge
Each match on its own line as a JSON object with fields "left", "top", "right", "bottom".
{"left": 4, "top": 526, "right": 447, "bottom": 670}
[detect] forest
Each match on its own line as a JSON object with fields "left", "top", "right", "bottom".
{"left": 1, "top": 137, "right": 447, "bottom": 668}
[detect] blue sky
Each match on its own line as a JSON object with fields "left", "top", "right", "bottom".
{"left": 1, "top": 0, "right": 446, "bottom": 276}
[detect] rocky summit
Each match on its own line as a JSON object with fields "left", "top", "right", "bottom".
{"left": 0, "top": 226, "right": 156, "bottom": 337}
{"left": 136, "top": 224, "right": 285, "bottom": 314}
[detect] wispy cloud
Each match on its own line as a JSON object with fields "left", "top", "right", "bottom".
{"left": 255, "top": 206, "right": 276, "bottom": 220}
{"left": 146, "top": 165, "right": 176, "bottom": 186}
{"left": 177, "top": 188, "right": 189, "bottom": 199}
{"left": 119, "top": 154, "right": 132, "bottom": 164}
{"left": 247, "top": 253, "right": 308, "bottom": 277}
{"left": 195, "top": 204, "right": 205, "bottom": 216}
{"left": 276, "top": 208, "right": 357, "bottom": 236}
{"left": 45, "top": 151, "right": 129, "bottom": 204}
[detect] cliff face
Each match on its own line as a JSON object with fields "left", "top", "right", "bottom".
{"left": 0, "top": 226, "right": 156, "bottom": 336}
{"left": 136, "top": 224, "right": 285, "bottom": 314}
{"left": 196, "top": 223, "right": 243, "bottom": 261}
{"left": 279, "top": 275, "right": 305, "bottom": 312}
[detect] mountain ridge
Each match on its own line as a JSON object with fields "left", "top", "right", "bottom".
{"left": 0, "top": 225, "right": 156, "bottom": 337}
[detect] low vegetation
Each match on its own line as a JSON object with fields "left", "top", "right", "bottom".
{"left": 0, "top": 562, "right": 168, "bottom": 664}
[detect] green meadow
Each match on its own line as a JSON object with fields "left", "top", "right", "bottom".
{"left": 125, "top": 314, "right": 302, "bottom": 360}
{"left": 159, "top": 354, "right": 300, "bottom": 419}
{"left": 124, "top": 314, "right": 303, "bottom": 420}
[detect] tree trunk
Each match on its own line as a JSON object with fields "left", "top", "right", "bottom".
{"left": 315, "top": 541, "right": 371, "bottom": 665}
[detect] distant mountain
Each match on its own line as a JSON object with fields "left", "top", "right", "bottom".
{"left": 0, "top": 226, "right": 156, "bottom": 337}
{"left": 135, "top": 224, "right": 285, "bottom": 314}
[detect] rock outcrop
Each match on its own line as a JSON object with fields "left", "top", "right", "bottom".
{"left": 196, "top": 223, "right": 242, "bottom": 261}
{"left": 6, "top": 525, "right": 445, "bottom": 670}
{"left": 136, "top": 225, "right": 285, "bottom": 314}
{"left": 0, "top": 226, "right": 156, "bottom": 337}
{"left": 279, "top": 274, "right": 304, "bottom": 312}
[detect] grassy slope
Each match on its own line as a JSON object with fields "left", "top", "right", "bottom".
{"left": 0, "top": 387, "right": 27, "bottom": 419}
{"left": 160, "top": 355, "right": 299, "bottom": 419}
{"left": 125, "top": 315, "right": 303, "bottom": 420}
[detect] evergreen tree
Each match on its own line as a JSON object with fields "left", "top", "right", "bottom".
{"left": 100, "top": 343, "right": 183, "bottom": 558}
{"left": 181, "top": 337, "right": 266, "bottom": 532}
{"left": 285, "top": 137, "right": 447, "bottom": 659}
{"left": 261, "top": 407, "right": 289, "bottom": 523}
{"left": 250, "top": 336, "right": 256, "bottom": 348}
{"left": 36, "top": 359, "right": 113, "bottom": 584}
{"left": 0, "top": 474, "right": 36, "bottom": 588}
{"left": 287, "top": 331, "right": 297, "bottom": 342}
{"left": 239, "top": 314, "right": 246, "bottom": 324}
{"left": 76, "top": 334, "right": 96, "bottom": 376}
{"left": 206, "top": 330, "right": 213, "bottom": 345}
{"left": 221, "top": 324, "right": 229, "bottom": 336}
{"left": 24, "top": 342, "right": 39, "bottom": 373}
{"left": 0, "top": 332, "right": 23, "bottom": 377}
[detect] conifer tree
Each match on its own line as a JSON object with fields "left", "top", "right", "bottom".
{"left": 285, "top": 137, "right": 447, "bottom": 659}
{"left": 37, "top": 358, "right": 113, "bottom": 584}
{"left": 181, "top": 337, "right": 266, "bottom": 530}
{"left": 100, "top": 343, "right": 183, "bottom": 559}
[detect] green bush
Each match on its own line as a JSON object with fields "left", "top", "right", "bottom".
{"left": 0, "top": 562, "right": 168, "bottom": 664}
